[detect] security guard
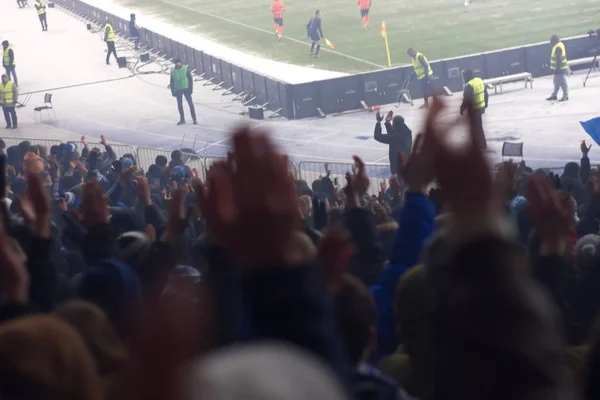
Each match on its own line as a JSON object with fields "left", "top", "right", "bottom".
{"left": 407, "top": 47, "right": 433, "bottom": 108}
{"left": 104, "top": 20, "right": 118, "bottom": 65}
{"left": 1, "top": 74, "right": 18, "bottom": 129}
{"left": 547, "top": 34, "right": 568, "bottom": 102}
{"left": 35, "top": 0, "right": 48, "bottom": 31}
{"left": 2, "top": 41, "right": 17, "bottom": 87}
{"left": 170, "top": 58, "right": 197, "bottom": 125}
{"left": 461, "top": 69, "right": 489, "bottom": 150}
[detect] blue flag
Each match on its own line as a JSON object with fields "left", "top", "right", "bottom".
{"left": 581, "top": 117, "right": 600, "bottom": 146}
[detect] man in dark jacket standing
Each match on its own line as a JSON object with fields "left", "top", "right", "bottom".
{"left": 129, "top": 14, "right": 140, "bottom": 50}
{"left": 374, "top": 110, "right": 412, "bottom": 175}
{"left": 170, "top": 58, "right": 197, "bottom": 125}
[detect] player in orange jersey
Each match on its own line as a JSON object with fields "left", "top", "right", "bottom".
{"left": 271, "top": 0, "right": 285, "bottom": 40}
{"left": 358, "top": 0, "right": 371, "bottom": 29}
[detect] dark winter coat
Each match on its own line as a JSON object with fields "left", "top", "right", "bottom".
{"left": 374, "top": 121, "right": 412, "bottom": 175}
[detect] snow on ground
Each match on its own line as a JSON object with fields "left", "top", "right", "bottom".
{"left": 81, "top": 0, "right": 348, "bottom": 83}
{"left": 2, "top": 1, "right": 600, "bottom": 189}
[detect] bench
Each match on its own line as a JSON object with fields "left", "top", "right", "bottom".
{"left": 483, "top": 72, "right": 533, "bottom": 94}
{"left": 567, "top": 56, "right": 599, "bottom": 74}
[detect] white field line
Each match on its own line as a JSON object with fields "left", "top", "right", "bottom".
{"left": 161, "top": 0, "right": 386, "bottom": 69}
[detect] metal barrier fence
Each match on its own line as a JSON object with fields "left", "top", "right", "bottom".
{"left": 2, "top": 137, "right": 588, "bottom": 193}
{"left": 137, "top": 147, "right": 205, "bottom": 178}
{"left": 204, "top": 155, "right": 299, "bottom": 179}
{"left": 137, "top": 147, "right": 174, "bottom": 171}
{"left": 85, "top": 143, "right": 137, "bottom": 160}
{"left": 50, "top": 0, "right": 599, "bottom": 119}
{"left": 1, "top": 137, "right": 63, "bottom": 151}
{"left": 297, "top": 161, "right": 391, "bottom": 196}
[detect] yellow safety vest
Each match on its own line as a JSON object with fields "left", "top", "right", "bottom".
{"left": 3, "top": 47, "right": 14, "bottom": 67}
{"left": 105, "top": 23, "right": 115, "bottom": 42}
{"left": 550, "top": 41, "right": 568, "bottom": 71}
{"left": 0, "top": 81, "right": 15, "bottom": 106}
{"left": 466, "top": 77, "right": 486, "bottom": 110}
{"left": 35, "top": 1, "right": 46, "bottom": 14}
{"left": 412, "top": 52, "right": 432, "bottom": 80}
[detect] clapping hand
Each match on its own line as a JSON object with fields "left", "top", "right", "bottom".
{"left": 19, "top": 172, "right": 52, "bottom": 238}
{"left": 429, "top": 98, "right": 493, "bottom": 216}
{"left": 527, "top": 176, "right": 572, "bottom": 255}
{"left": 198, "top": 127, "right": 299, "bottom": 268}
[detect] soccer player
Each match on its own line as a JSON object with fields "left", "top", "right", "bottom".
{"left": 271, "top": 0, "right": 285, "bottom": 40}
{"left": 307, "top": 10, "right": 324, "bottom": 57}
{"left": 358, "top": 0, "right": 371, "bottom": 29}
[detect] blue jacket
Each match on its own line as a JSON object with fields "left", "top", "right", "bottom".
{"left": 354, "top": 363, "right": 415, "bottom": 400}
{"left": 370, "top": 192, "right": 435, "bottom": 360}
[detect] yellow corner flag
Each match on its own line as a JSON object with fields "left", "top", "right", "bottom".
{"left": 324, "top": 38, "right": 335, "bottom": 49}
{"left": 380, "top": 22, "right": 392, "bottom": 67}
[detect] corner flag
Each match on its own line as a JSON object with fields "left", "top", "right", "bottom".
{"left": 581, "top": 117, "right": 600, "bottom": 146}
{"left": 380, "top": 22, "right": 391, "bottom": 67}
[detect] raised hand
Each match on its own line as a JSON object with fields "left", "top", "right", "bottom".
{"left": 196, "top": 160, "right": 236, "bottom": 246}
{"left": 581, "top": 140, "right": 592, "bottom": 156}
{"left": 389, "top": 174, "right": 403, "bottom": 198}
{"left": 378, "top": 180, "right": 387, "bottom": 204}
{"left": 229, "top": 127, "right": 299, "bottom": 268}
{"left": 344, "top": 156, "right": 370, "bottom": 208}
{"left": 19, "top": 172, "right": 51, "bottom": 238}
{"left": 376, "top": 110, "right": 383, "bottom": 123}
{"left": 81, "top": 135, "right": 88, "bottom": 146}
{"left": 82, "top": 180, "right": 109, "bottom": 228}
{"left": 162, "top": 185, "right": 191, "bottom": 244}
{"left": 100, "top": 135, "right": 107, "bottom": 146}
{"left": 429, "top": 98, "right": 493, "bottom": 216}
{"left": 494, "top": 160, "right": 518, "bottom": 204}
{"left": 397, "top": 132, "right": 435, "bottom": 193}
{"left": 136, "top": 176, "right": 152, "bottom": 206}
{"left": 385, "top": 110, "right": 393, "bottom": 123}
{"left": 318, "top": 228, "right": 355, "bottom": 294}
{"left": 527, "top": 176, "right": 571, "bottom": 254}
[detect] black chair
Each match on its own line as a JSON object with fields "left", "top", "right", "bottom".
{"left": 34, "top": 93, "right": 57, "bottom": 122}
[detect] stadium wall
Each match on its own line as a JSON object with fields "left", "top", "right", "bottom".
{"left": 52, "top": 0, "right": 598, "bottom": 119}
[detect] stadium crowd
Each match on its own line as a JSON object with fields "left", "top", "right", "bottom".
{"left": 2, "top": 98, "right": 600, "bottom": 400}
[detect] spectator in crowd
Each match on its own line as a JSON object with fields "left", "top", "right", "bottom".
{"left": 373, "top": 110, "right": 412, "bottom": 175}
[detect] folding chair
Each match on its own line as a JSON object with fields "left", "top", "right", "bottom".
{"left": 34, "top": 93, "right": 57, "bottom": 123}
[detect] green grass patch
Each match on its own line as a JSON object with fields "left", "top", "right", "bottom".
{"left": 116, "top": 0, "right": 600, "bottom": 72}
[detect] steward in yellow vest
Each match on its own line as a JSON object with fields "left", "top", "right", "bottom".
{"left": 1, "top": 74, "right": 18, "bottom": 129}
{"left": 1, "top": 41, "right": 18, "bottom": 87}
{"left": 461, "top": 69, "right": 488, "bottom": 149}
{"left": 104, "top": 22, "right": 118, "bottom": 65}
{"left": 547, "top": 34, "right": 569, "bottom": 102}
{"left": 407, "top": 47, "right": 433, "bottom": 108}
{"left": 35, "top": 0, "right": 48, "bottom": 31}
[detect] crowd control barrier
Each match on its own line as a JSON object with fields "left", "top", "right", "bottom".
{"left": 52, "top": 0, "right": 600, "bottom": 120}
